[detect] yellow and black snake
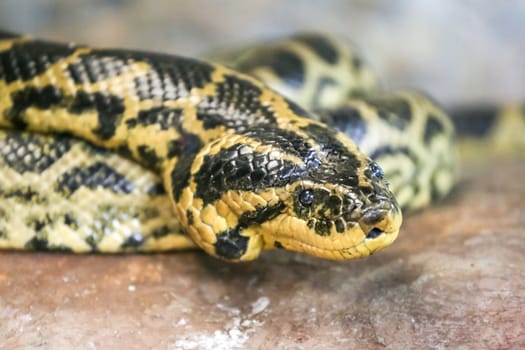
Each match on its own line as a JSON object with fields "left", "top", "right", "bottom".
{"left": 0, "top": 31, "right": 521, "bottom": 261}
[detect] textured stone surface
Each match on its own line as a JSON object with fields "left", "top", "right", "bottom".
{"left": 0, "top": 157, "right": 524, "bottom": 349}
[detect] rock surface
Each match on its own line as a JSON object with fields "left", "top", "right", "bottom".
{"left": 1, "top": 157, "right": 524, "bottom": 349}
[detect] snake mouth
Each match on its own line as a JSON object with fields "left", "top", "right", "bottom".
{"left": 359, "top": 202, "right": 402, "bottom": 240}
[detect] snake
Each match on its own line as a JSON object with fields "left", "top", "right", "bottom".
{"left": 0, "top": 31, "right": 520, "bottom": 261}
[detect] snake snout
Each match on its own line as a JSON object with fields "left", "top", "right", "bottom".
{"left": 359, "top": 200, "right": 401, "bottom": 239}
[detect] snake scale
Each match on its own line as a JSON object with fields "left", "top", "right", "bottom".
{"left": 0, "top": 30, "right": 515, "bottom": 261}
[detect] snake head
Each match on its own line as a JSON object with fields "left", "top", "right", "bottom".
{"left": 172, "top": 123, "right": 401, "bottom": 261}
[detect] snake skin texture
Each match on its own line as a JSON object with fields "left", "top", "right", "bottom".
{"left": 0, "top": 30, "right": 464, "bottom": 261}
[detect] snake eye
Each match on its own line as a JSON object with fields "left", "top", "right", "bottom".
{"left": 298, "top": 189, "right": 315, "bottom": 207}
{"left": 368, "top": 161, "right": 384, "bottom": 180}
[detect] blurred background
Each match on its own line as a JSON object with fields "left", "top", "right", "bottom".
{"left": 0, "top": 0, "right": 523, "bottom": 105}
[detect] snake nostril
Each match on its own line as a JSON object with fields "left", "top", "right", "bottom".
{"left": 366, "top": 227, "right": 384, "bottom": 239}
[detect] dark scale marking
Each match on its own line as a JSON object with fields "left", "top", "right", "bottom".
{"left": 64, "top": 213, "right": 78, "bottom": 229}
{"left": 1, "top": 188, "right": 41, "bottom": 202}
{"left": 238, "top": 202, "right": 286, "bottom": 226}
{"left": 137, "top": 144, "right": 162, "bottom": 169}
{"left": 424, "top": 114, "right": 446, "bottom": 144}
{"left": 300, "top": 123, "right": 361, "bottom": 187}
{"left": 126, "top": 107, "right": 183, "bottom": 130}
{"left": 292, "top": 33, "right": 339, "bottom": 64}
{"left": 243, "top": 126, "right": 319, "bottom": 167}
{"left": 237, "top": 49, "right": 305, "bottom": 90}
{"left": 365, "top": 96, "right": 412, "bottom": 127}
{"left": 274, "top": 241, "right": 284, "bottom": 249}
{"left": 152, "top": 226, "right": 172, "bottom": 238}
{"left": 122, "top": 233, "right": 145, "bottom": 249}
{"left": 68, "top": 91, "right": 125, "bottom": 140}
{"left": 167, "top": 133, "right": 201, "bottom": 158}
{"left": 169, "top": 133, "right": 203, "bottom": 201}
{"left": 214, "top": 226, "right": 249, "bottom": 260}
{"left": 197, "top": 74, "right": 277, "bottom": 133}
{"left": 6, "top": 85, "right": 64, "bottom": 128}
{"left": 319, "top": 105, "right": 368, "bottom": 145}
{"left": 25, "top": 236, "right": 50, "bottom": 251}
{"left": 334, "top": 219, "right": 345, "bottom": 233}
{"left": 448, "top": 106, "right": 499, "bottom": 137}
{"left": 79, "top": 49, "right": 215, "bottom": 101}
{"left": 193, "top": 143, "right": 306, "bottom": 205}
{"left": 0, "top": 40, "right": 77, "bottom": 83}
{"left": 286, "top": 99, "right": 316, "bottom": 120}
{"left": 56, "top": 161, "right": 134, "bottom": 194}
{"left": 67, "top": 56, "right": 128, "bottom": 85}
{"left": 315, "top": 219, "right": 332, "bottom": 236}
{"left": 369, "top": 145, "right": 417, "bottom": 163}
{"left": 146, "top": 182, "right": 166, "bottom": 195}
{"left": 0, "top": 132, "right": 71, "bottom": 173}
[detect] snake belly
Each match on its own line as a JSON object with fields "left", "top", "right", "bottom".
{"left": 0, "top": 30, "right": 455, "bottom": 261}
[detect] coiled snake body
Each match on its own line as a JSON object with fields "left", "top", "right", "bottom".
{"left": 0, "top": 31, "right": 462, "bottom": 260}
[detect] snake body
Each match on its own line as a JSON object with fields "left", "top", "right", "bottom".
{"left": 0, "top": 31, "right": 464, "bottom": 261}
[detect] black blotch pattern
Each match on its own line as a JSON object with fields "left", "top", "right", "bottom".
{"left": 292, "top": 33, "right": 339, "bottom": 64}
{"left": 126, "top": 107, "right": 183, "bottom": 130}
{"left": 238, "top": 201, "right": 286, "bottom": 226}
{"left": 7, "top": 85, "right": 64, "bottom": 128}
{"left": 315, "top": 219, "right": 332, "bottom": 236}
{"left": 196, "top": 74, "right": 276, "bottom": 132}
{"left": 365, "top": 96, "right": 412, "bottom": 127}
{"left": 146, "top": 182, "right": 166, "bottom": 195}
{"left": 237, "top": 49, "right": 305, "bottom": 90}
{"left": 300, "top": 123, "right": 361, "bottom": 187}
{"left": 152, "top": 226, "right": 171, "bottom": 238}
{"left": 137, "top": 144, "right": 162, "bottom": 169}
{"left": 78, "top": 49, "right": 214, "bottom": 100}
{"left": 320, "top": 105, "right": 368, "bottom": 145}
{"left": 67, "top": 56, "right": 128, "bottom": 85}
{"left": 369, "top": 145, "right": 416, "bottom": 162}
{"left": 64, "top": 213, "right": 78, "bottom": 228}
{"left": 122, "top": 233, "right": 145, "bottom": 249}
{"left": 193, "top": 143, "right": 306, "bottom": 205}
{"left": 214, "top": 226, "right": 248, "bottom": 260}
{"left": 286, "top": 99, "right": 315, "bottom": 120}
{"left": 0, "top": 40, "right": 77, "bottom": 83}
{"left": 274, "top": 241, "right": 284, "bottom": 249}
{"left": 424, "top": 114, "right": 445, "bottom": 144}
{"left": 169, "top": 133, "right": 203, "bottom": 201}
{"left": 56, "top": 161, "right": 133, "bottom": 194}
{"left": 205, "top": 89, "right": 273, "bottom": 129}
{"left": 0, "top": 132, "right": 71, "bottom": 173}
{"left": 448, "top": 106, "right": 499, "bottom": 137}
{"left": 69, "top": 91, "right": 125, "bottom": 140}
{"left": 25, "top": 236, "right": 49, "bottom": 250}
{"left": 245, "top": 126, "right": 318, "bottom": 165}
{"left": 0, "top": 188, "right": 40, "bottom": 202}
{"left": 334, "top": 219, "right": 345, "bottom": 233}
